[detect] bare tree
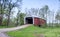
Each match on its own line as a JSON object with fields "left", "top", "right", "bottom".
{"left": 0, "top": 0, "right": 22, "bottom": 26}
{"left": 16, "top": 0, "right": 22, "bottom": 26}
{"left": 39, "top": 5, "right": 50, "bottom": 20}
{"left": 25, "top": 8, "right": 39, "bottom": 16}
{"left": 55, "top": 10, "right": 60, "bottom": 20}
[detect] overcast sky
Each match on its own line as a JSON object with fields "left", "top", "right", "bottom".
{"left": 22, "top": 0, "right": 59, "bottom": 12}
{"left": 22, "top": 0, "right": 59, "bottom": 23}
{"left": 14, "top": 0, "right": 60, "bottom": 23}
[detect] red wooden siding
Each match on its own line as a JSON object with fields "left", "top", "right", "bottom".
{"left": 39, "top": 18, "right": 46, "bottom": 25}
{"left": 34, "top": 17, "right": 40, "bottom": 26}
{"left": 34, "top": 17, "right": 46, "bottom": 26}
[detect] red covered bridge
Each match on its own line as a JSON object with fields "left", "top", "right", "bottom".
{"left": 24, "top": 16, "right": 46, "bottom": 26}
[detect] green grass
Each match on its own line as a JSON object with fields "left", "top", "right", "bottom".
{"left": 7, "top": 25, "right": 60, "bottom": 37}
{"left": 0, "top": 25, "right": 15, "bottom": 28}
{"left": 0, "top": 26, "right": 7, "bottom": 28}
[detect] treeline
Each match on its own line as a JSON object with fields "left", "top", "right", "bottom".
{"left": 0, "top": 0, "right": 60, "bottom": 27}
{"left": 0, "top": 0, "right": 25, "bottom": 26}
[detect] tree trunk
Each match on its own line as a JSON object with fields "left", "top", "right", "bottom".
{"left": 0, "top": 16, "right": 2, "bottom": 25}
{"left": 16, "top": 18, "right": 18, "bottom": 26}
{"left": 16, "top": 12, "right": 20, "bottom": 26}
{"left": 7, "top": 11, "right": 10, "bottom": 26}
{"left": 0, "top": 14, "right": 3, "bottom": 25}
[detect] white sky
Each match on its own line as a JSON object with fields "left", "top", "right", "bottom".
{"left": 13, "top": 0, "right": 60, "bottom": 23}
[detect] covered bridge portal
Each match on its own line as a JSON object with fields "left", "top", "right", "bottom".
{"left": 24, "top": 17, "right": 46, "bottom": 26}
{"left": 26, "top": 17, "right": 33, "bottom": 24}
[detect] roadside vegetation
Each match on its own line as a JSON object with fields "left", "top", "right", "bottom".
{"left": 0, "top": 0, "right": 60, "bottom": 28}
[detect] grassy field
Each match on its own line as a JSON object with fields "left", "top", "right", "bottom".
{"left": 7, "top": 25, "right": 60, "bottom": 37}
{"left": 0, "top": 26, "right": 15, "bottom": 28}
{"left": 0, "top": 26, "right": 7, "bottom": 28}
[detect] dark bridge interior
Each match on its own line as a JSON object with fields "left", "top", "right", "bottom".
{"left": 26, "top": 17, "right": 33, "bottom": 24}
